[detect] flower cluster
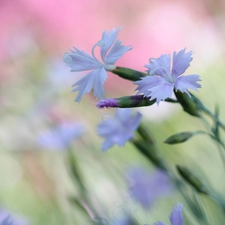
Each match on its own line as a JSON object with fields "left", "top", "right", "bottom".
{"left": 65, "top": 27, "right": 201, "bottom": 106}
{"left": 62, "top": 27, "right": 203, "bottom": 225}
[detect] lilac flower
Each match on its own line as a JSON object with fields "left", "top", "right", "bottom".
{"left": 154, "top": 203, "right": 183, "bottom": 225}
{"left": 0, "top": 209, "right": 29, "bottom": 225}
{"left": 97, "top": 108, "right": 142, "bottom": 151}
{"left": 64, "top": 27, "right": 132, "bottom": 102}
{"left": 127, "top": 167, "right": 172, "bottom": 208}
{"left": 96, "top": 98, "right": 119, "bottom": 108}
{"left": 37, "top": 122, "right": 85, "bottom": 150}
{"left": 134, "top": 48, "right": 201, "bottom": 105}
{"left": 112, "top": 216, "right": 134, "bottom": 225}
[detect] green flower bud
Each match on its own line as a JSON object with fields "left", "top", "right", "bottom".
{"left": 175, "top": 91, "right": 201, "bottom": 117}
{"left": 164, "top": 132, "right": 194, "bottom": 144}
{"left": 112, "top": 67, "right": 147, "bottom": 81}
{"left": 96, "top": 95, "right": 156, "bottom": 109}
{"left": 117, "top": 95, "right": 156, "bottom": 108}
{"left": 177, "top": 165, "right": 209, "bottom": 194}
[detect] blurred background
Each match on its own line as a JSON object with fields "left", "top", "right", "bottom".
{"left": 1, "top": 0, "right": 225, "bottom": 224}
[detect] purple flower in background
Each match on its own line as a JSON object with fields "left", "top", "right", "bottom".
{"left": 0, "top": 209, "right": 29, "bottom": 225}
{"left": 112, "top": 216, "right": 135, "bottom": 225}
{"left": 38, "top": 122, "right": 85, "bottom": 150}
{"left": 127, "top": 167, "right": 172, "bottom": 208}
{"left": 97, "top": 109, "right": 142, "bottom": 151}
{"left": 134, "top": 48, "right": 201, "bottom": 105}
{"left": 154, "top": 203, "right": 183, "bottom": 225}
{"left": 64, "top": 27, "right": 132, "bottom": 102}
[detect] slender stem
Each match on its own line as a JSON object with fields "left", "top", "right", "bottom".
{"left": 200, "top": 115, "right": 225, "bottom": 170}
{"left": 202, "top": 106, "right": 225, "bottom": 131}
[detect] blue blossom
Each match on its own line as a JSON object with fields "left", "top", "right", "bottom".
{"left": 0, "top": 209, "right": 28, "bottom": 225}
{"left": 37, "top": 122, "right": 85, "bottom": 150}
{"left": 127, "top": 167, "right": 172, "bottom": 208}
{"left": 154, "top": 203, "right": 183, "bottom": 225}
{"left": 64, "top": 27, "right": 132, "bottom": 102}
{"left": 112, "top": 216, "right": 134, "bottom": 225}
{"left": 134, "top": 48, "right": 201, "bottom": 105}
{"left": 97, "top": 108, "right": 142, "bottom": 151}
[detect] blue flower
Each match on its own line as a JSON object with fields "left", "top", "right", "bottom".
{"left": 154, "top": 203, "right": 183, "bottom": 225}
{"left": 134, "top": 48, "right": 201, "bottom": 105}
{"left": 97, "top": 108, "right": 142, "bottom": 151}
{"left": 37, "top": 122, "right": 85, "bottom": 150}
{"left": 64, "top": 27, "right": 132, "bottom": 102}
{"left": 127, "top": 167, "right": 172, "bottom": 208}
{"left": 0, "top": 209, "right": 29, "bottom": 225}
{"left": 112, "top": 216, "right": 134, "bottom": 225}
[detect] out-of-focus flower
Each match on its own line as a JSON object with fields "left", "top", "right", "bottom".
{"left": 134, "top": 48, "right": 201, "bottom": 105}
{"left": 153, "top": 203, "right": 183, "bottom": 225}
{"left": 0, "top": 209, "right": 29, "bottom": 225}
{"left": 127, "top": 167, "right": 172, "bottom": 208}
{"left": 64, "top": 27, "right": 132, "bottom": 102}
{"left": 97, "top": 108, "right": 142, "bottom": 151}
{"left": 37, "top": 122, "right": 85, "bottom": 150}
{"left": 112, "top": 216, "right": 135, "bottom": 225}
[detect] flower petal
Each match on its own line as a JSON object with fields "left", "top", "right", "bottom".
{"left": 175, "top": 74, "right": 201, "bottom": 94}
{"left": 169, "top": 203, "right": 183, "bottom": 225}
{"left": 100, "top": 27, "right": 122, "bottom": 62}
{"left": 134, "top": 76, "right": 163, "bottom": 97}
{"left": 145, "top": 54, "right": 171, "bottom": 79}
{"left": 64, "top": 48, "right": 102, "bottom": 71}
{"left": 106, "top": 40, "right": 132, "bottom": 64}
{"left": 134, "top": 76, "right": 174, "bottom": 104}
{"left": 149, "top": 81, "right": 174, "bottom": 104}
{"left": 172, "top": 48, "right": 193, "bottom": 77}
{"left": 72, "top": 68, "right": 107, "bottom": 102}
{"left": 154, "top": 222, "right": 167, "bottom": 225}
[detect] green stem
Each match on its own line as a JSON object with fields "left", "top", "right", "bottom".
{"left": 201, "top": 105, "right": 225, "bottom": 131}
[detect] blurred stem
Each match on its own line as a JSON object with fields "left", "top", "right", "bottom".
{"left": 200, "top": 115, "right": 225, "bottom": 170}
{"left": 135, "top": 124, "right": 212, "bottom": 223}
{"left": 67, "top": 148, "right": 87, "bottom": 196}
{"left": 201, "top": 105, "right": 225, "bottom": 131}
{"left": 66, "top": 148, "right": 100, "bottom": 221}
{"left": 137, "top": 124, "right": 155, "bottom": 144}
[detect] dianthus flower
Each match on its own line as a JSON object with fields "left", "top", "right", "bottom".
{"left": 154, "top": 203, "right": 183, "bottom": 225}
{"left": 64, "top": 27, "right": 132, "bottom": 102}
{"left": 37, "top": 122, "right": 85, "bottom": 150}
{"left": 0, "top": 209, "right": 28, "bottom": 225}
{"left": 97, "top": 108, "right": 142, "bottom": 151}
{"left": 127, "top": 167, "right": 172, "bottom": 208}
{"left": 134, "top": 48, "right": 201, "bottom": 105}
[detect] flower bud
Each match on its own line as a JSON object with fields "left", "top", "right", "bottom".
{"left": 175, "top": 91, "right": 201, "bottom": 117}
{"left": 96, "top": 95, "right": 156, "bottom": 109}
{"left": 176, "top": 165, "right": 209, "bottom": 194}
{"left": 112, "top": 67, "right": 147, "bottom": 81}
{"left": 164, "top": 132, "right": 194, "bottom": 144}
